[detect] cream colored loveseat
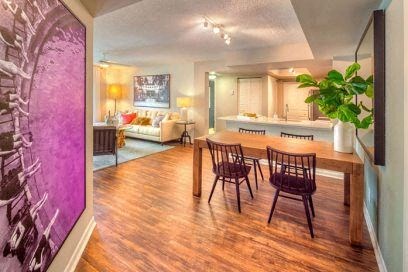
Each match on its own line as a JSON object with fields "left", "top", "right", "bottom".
{"left": 124, "top": 109, "right": 181, "bottom": 144}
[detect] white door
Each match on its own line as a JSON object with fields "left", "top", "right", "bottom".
{"left": 283, "top": 82, "right": 310, "bottom": 120}
{"left": 238, "top": 78, "right": 262, "bottom": 114}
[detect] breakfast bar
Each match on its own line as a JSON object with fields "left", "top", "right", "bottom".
{"left": 192, "top": 131, "right": 364, "bottom": 246}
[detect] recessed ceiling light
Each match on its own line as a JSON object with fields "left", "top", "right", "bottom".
{"left": 213, "top": 25, "right": 220, "bottom": 34}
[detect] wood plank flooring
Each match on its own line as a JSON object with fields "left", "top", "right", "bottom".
{"left": 76, "top": 145, "right": 378, "bottom": 272}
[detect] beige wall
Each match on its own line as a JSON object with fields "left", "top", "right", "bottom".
{"left": 214, "top": 76, "right": 238, "bottom": 131}
{"left": 94, "top": 62, "right": 195, "bottom": 121}
{"left": 48, "top": 0, "right": 94, "bottom": 271}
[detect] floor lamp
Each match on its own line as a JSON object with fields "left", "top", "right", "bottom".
{"left": 108, "top": 84, "right": 122, "bottom": 115}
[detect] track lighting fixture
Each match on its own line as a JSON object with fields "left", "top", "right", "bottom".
{"left": 202, "top": 18, "right": 231, "bottom": 45}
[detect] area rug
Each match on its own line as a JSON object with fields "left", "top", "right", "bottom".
{"left": 93, "top": 138, "right": 174, "bottom": 171}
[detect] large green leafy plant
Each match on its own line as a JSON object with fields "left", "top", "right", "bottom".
{"left": 296, "top": 63, "right": 373, "bottom": 129}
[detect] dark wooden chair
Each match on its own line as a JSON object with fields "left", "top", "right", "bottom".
{"left": 93, "top": 126, "right": 117, "bottom": 166}
{"left": 238, "top": 128, "right": 265, "bottom": 190}
{"left": 280, "top": 132, "right": 314, "bottom": 141}
{"left": 207, "top": 139, "right": 254, "bottom": 213}
{"left": 266, "top": 146, "right": 317, "bottom": 237}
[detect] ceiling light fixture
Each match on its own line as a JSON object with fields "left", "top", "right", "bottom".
{"left": 203, "top": 21, "right": 209, "bottom": 29}
{"left": 289, "top": 67, "right": 295, "bottom": 73}
{"left": 202, "top": 17, "right": 231, "bottom": 45}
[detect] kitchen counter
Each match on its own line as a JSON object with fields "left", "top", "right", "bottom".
{"left": 218, "top": 115, "right": 334, "bottom": 142}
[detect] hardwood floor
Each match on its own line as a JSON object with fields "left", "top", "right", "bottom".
{"left": 76, "top": 145, "right": 378, "bottom": 272}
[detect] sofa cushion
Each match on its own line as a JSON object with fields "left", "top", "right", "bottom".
{"left": 138, "top": 125, "right": 160, "bottom": 137}
{"left": 152, "top": 115, "right": 165, "bottom": 128}
{"left": 122, "top": 112, "right": 137, "bottom": 125}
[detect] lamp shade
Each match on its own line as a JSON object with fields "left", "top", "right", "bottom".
{"left": 176, "top": 97, "right": 192, "bottom": 108}
{"left": 108, "top": 84, "right": 122, "bottom": 99}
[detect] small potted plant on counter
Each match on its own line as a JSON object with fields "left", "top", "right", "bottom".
{"left": 296, "top": 63, "right": 373, "bottom": 153}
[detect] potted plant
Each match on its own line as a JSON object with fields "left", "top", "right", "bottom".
{"left": 296, "top": 63, "right": 373, "bottom": 153}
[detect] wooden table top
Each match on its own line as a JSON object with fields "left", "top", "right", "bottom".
{"left": 195, "top": 131, "right": 362, "bottom": 166}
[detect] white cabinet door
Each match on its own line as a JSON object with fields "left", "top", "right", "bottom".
{"left": 238, "top": 78, "right": 262, "bottom": 114}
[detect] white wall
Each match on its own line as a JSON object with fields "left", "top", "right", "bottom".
{"left": 214, "top": 76, "right": 238, "bottom": 131}
{"left": 48, "top": 0, "right": 94, "bottom": 271}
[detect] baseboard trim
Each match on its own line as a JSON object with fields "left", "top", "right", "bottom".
{"left": 364, "top": 204, "right": 387, "bottom": 272}
{"left": 64, "top": 216, "right": 96, "bottom": 272}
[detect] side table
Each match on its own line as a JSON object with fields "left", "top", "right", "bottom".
{"left": 176, "top": 121, "right": 195, "bottom": 147}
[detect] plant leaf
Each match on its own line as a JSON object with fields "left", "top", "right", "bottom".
{"left": 366, "top": 75, "right": 374, "bottom": 84}
{"left": 304, "top": 94, "right": 319, "bottom": 103}
{"left": 366, "top": 84, "right": 374, "bottom": 98}
{"left": 359, "top": 115, "right": 373, "bottom": 129}
{"left": 296, "top": 74, "right": 317, "bottom": 85}
{"left": 327, "top": 70, "right": 344, "bottom": 82}
{"left": 346, "top": 103, "right": 361, "bottom": 115}
{"left": 298, "top": 82, "right": 317, "bottom": 88}
{"left": 319, "top": 79, "right": 330, "bottom": 90}
{"left": 345, "top": 63, "right": 361, "bottom": 80}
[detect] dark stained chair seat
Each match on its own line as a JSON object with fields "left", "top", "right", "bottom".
{"left": 270, "top": 173, "right": 316, "bottom": 195}
{"left": 215, "top": 162, "right": 251, "bottom": 179}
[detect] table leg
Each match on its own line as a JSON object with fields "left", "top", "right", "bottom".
{"left": 344, "top": 173, "right": 350, "bottom": 206}
{"left": 349, "top": 163, "right": 364, "bottom": 246}
{"left": 193, "top": 143, "right": 202, "bottom": 197}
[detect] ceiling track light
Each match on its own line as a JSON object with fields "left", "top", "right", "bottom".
{"left": 203, "top": 21, "right": 209, "bottom": 29}
{"left": 202, "top": 17, "right": 231, "bottom": 45}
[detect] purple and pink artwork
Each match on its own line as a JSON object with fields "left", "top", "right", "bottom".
{"left": 0, "top": 0, "right": 85, "bottom": 271}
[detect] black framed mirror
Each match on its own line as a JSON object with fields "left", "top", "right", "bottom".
{"left": 355, "top": 10, "right": 385, "bottom": 166}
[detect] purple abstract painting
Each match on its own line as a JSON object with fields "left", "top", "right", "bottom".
{"left": 0, "top": 0, "right": 85, "bottom": 271}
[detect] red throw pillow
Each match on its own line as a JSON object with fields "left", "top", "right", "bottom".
{"left": 122, "top": 112, "right": 137, "bottom": 125}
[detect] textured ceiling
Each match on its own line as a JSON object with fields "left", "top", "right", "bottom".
{"left": 290, "top": 0, "right": 382, "bottom": 59}
{"left": 80, "top": 0, "right": 143, "bottom": 17}
{"left": 94, "top": 0, "right": 310, "bottom": 66}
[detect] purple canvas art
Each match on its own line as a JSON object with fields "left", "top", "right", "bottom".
{"left": 0, "top": 0, "right": 85, "bottom": 271}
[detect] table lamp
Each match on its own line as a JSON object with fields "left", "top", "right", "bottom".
{"left": 177, "top": 97, "right": 192, "bottom": 121}
{"left": 108, "top": 84, "right": 122, "bottom": 114}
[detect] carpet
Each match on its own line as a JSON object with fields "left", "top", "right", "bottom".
{"left": 93, "top": 138, "right": 174, "bottom": 171}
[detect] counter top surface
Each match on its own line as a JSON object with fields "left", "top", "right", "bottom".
{"left": 218, "top": 116, "right": 333, "bottom": 130}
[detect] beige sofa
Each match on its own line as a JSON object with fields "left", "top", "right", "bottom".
{"left": 124, "top": 109, "right": 181, "bottom": 144}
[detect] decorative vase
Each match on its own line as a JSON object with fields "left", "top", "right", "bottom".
{"left": 333, "top": 120, "right": 354, "bottom": 153}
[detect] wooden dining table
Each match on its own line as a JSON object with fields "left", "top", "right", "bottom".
{"left": 192, "top": 131, "right": 364, "bottom": 246}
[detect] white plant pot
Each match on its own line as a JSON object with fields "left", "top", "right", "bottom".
{"left": 333, "top": 120, "right": 354, "bottom": 153}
